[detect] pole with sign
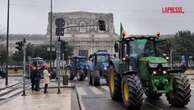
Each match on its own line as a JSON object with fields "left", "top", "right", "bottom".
{"left": 56, "top": 37, "right": 61, "bottom": 94}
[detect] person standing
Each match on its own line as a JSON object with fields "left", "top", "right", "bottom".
{"left": 30, "top": 62, "right": 37, "bottom": 91}
{"left": 43, "top": 66, "right": 50, "bottom": 94}
{"left": 34, "top": 65, "right": 41, "bottom": 91}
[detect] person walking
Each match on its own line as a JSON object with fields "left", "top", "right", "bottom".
{"left": 43, "top": 66, "right": 50, "bottom": 94}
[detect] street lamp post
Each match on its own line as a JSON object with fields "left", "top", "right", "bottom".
{"left": 5, "top": 0, "right": 10, "bottom": 86}
{"left": 49, "top": 0, "right": 53, "bottom": 69}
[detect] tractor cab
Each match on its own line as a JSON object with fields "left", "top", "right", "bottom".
{"left": 88, "top": 52, "right": 111, "bottom": 86}
{"left": 68, "top": 56, "right": 88, "bottom": 81}
{"left": 70, "top": 56, "right": 87, "bottom": 69}
{"left": 90, "top": 52, "right": 110, "bottom": 70}
{"left": 115, "top": 36, "right": 168, "bottom": 73}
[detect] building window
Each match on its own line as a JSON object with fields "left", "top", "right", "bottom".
{"left": 98, "top": 20, "right": 106, "bottom": 32}
{"left": 79, "top": 21, "right": 86, "bottom": 33}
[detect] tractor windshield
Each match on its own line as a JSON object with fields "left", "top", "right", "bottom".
{"left": 97, "top": 55, "right": 109, "bottom": 63}
{"left": 79, "top": 58, "right": 87, "bottom": 63}
{"left": 129, "top": 39, "right": 156, "bottom": 57}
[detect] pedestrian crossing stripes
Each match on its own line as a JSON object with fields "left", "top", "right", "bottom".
{"left": 77, "top": 87, "right": 87, "bottom": 96}
{"left": 89, "top": 87, "right": 104, "bottom": 95}
{"left": 191, "top": 85, "right": 194, "bottom": 90}
{"left": 101, "top": 86, "right": 109, "bottom": 92}
{"left": 77, "top": 86, "right": 109, "bottom": 96}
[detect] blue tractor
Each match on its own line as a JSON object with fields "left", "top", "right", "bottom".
{"left": 68, "top": 56, "right": 88, "bottom": 81}
{"left": 88, "top": 52, "right": 111, "bottom": 86}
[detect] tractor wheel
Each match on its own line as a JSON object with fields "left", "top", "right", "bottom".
{"left": 122, "top": 74, "right": 143, "bottom": 110}
{"left": 78, "top": 70, "right": 86, "bottom": 81}
{"left": 92, "top": 71, "right": 100, "bottom": 86}
{"left": 145, "top": 91, "right": 162, "bottom": 99}
{"left": 108, "top": 65, "right": 122, "bottom": 101}
{"left": 166, "top": 75, "right": 191, "bottom": 107}
{"left": 88, "top": 71, "right": 93, "bottom": 85}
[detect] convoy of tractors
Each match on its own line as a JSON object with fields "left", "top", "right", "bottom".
{"left": 27, "top": 27, "right": 191, "bottom": 110}
{"left": 66, "top": 30, "right": 191, "bottom": 109}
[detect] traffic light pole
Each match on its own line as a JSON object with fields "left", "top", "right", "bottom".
{"left": 22, "top": 39, "right": 26, "bottom": 96}
{"left": 56, "top": 37, "right": 61, "bottom": 94}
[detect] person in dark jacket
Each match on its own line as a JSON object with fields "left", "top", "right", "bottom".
{"left": 34, "top": 67, "right": 41, "bottom": 91}
{"left": 30, "top": 62, "right": 37, "bottom": 91}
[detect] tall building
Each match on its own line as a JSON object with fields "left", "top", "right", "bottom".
{"left": 47, "top": 11, "right": 118, "bottom": 57}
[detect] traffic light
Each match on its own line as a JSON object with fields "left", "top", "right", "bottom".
{"left": 56, "top": 28, "right": 64, "bottom": 36}
{"left": 98, "top": 20, "right": 106, "bottom": 31}
{"left": 55, "top": 18, "right": 65, "bottom": 36}
{"left": 15, "top": 41, "right": 24, "bottom": 51}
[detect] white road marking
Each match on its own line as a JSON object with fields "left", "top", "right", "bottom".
{"left": 191, "top": 85, "right": 194, "bottom": 90}
{"left": 77, "top": 90, "right": 86, "bottom": 110}
{"left": 101, "top": 86, "right": 109, "bottom": 92}
{"left": 76, "top": 87, "right": 86, "bottom": 110}
{"left": 77, "top": 87, "right": 87, "bottom": 96}
{"left": 89, "top": 87, "right": 103, "bottom": 95}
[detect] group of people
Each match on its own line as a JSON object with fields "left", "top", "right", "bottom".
{"left": 30, "top": 62, "right": 50, "bottom": 94}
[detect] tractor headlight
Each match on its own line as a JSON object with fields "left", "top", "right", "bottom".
{"left": 104, "top": 67, "right": 107, "bottom": 70}
{"left": 162, "top": 63, "right": 169, "bottom": 68}
{"left": 149, "top": 63, "right": 158, "bottom": 68}
{"left": 163, "top": 70, "right": 167, "bottom": 74}
{"left": 153, "top": 71, "right": 157, "bottom": 74}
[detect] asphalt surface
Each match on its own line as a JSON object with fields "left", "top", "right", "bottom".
{"left": 73, "top": 79, "right": 194, "bottom": 110}
{"left": 1, "top": 77, "right": 194, "bottom": 110}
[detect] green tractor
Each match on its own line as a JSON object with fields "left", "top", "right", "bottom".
{"left": 107, "top": 35, "right": 191, "bottom": 109}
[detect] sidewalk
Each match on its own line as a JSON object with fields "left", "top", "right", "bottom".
{"left": 0, "top": 88, "right": 72, "bottom": 110}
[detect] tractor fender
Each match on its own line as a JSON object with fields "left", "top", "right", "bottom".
{"left": 109, "top": 58, "right": 121, "bottom": 73}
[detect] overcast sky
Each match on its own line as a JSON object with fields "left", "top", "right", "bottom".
{"left": 0, "top": 0, "right": 194, "bottom": 35}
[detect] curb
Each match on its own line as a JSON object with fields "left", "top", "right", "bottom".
{"left": 75, "top": 86, "right": 85, "bottom": 110}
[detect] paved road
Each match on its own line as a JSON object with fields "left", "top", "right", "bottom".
{"left": 74, "top": 79, "right": 194, "bottom": 110}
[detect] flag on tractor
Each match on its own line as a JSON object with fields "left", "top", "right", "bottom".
{"left": 120, "top": 23, "right": 127, "bottom": 39}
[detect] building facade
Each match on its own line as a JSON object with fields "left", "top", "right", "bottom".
{"left": 47, "top": 11, "right": 118, "bottom": 56}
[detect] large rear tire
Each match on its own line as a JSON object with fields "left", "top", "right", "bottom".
{"left": 88, "top": 71, "right": 93, "bottom": 85}
{"left": 166, "top": 75, "right": 191, "bottom": 107}
{"left": 78, "top": 70, "right": 86, "bottom": 81}
{"left": 122, "top": 74, "right": 143, "bottom": 110}
{"left": 108, "top": 65, "right": 122, "bottom": 101}
{"left": 92, "top": 71, "right": 100, "bottom": 86}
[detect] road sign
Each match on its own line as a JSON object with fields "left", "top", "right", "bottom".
{"left": 55, "top": 18, "right": 65, "bottom": 27}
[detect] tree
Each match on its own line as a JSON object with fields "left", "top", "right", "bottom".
{"left": 173, "top": 31, "right": 194, "bottom": 58}
{"left": 60, "top": 40, "right": 73, "bottom": 60}
{"left": 0, "top": 44, "right": 7, "bottom": 65}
